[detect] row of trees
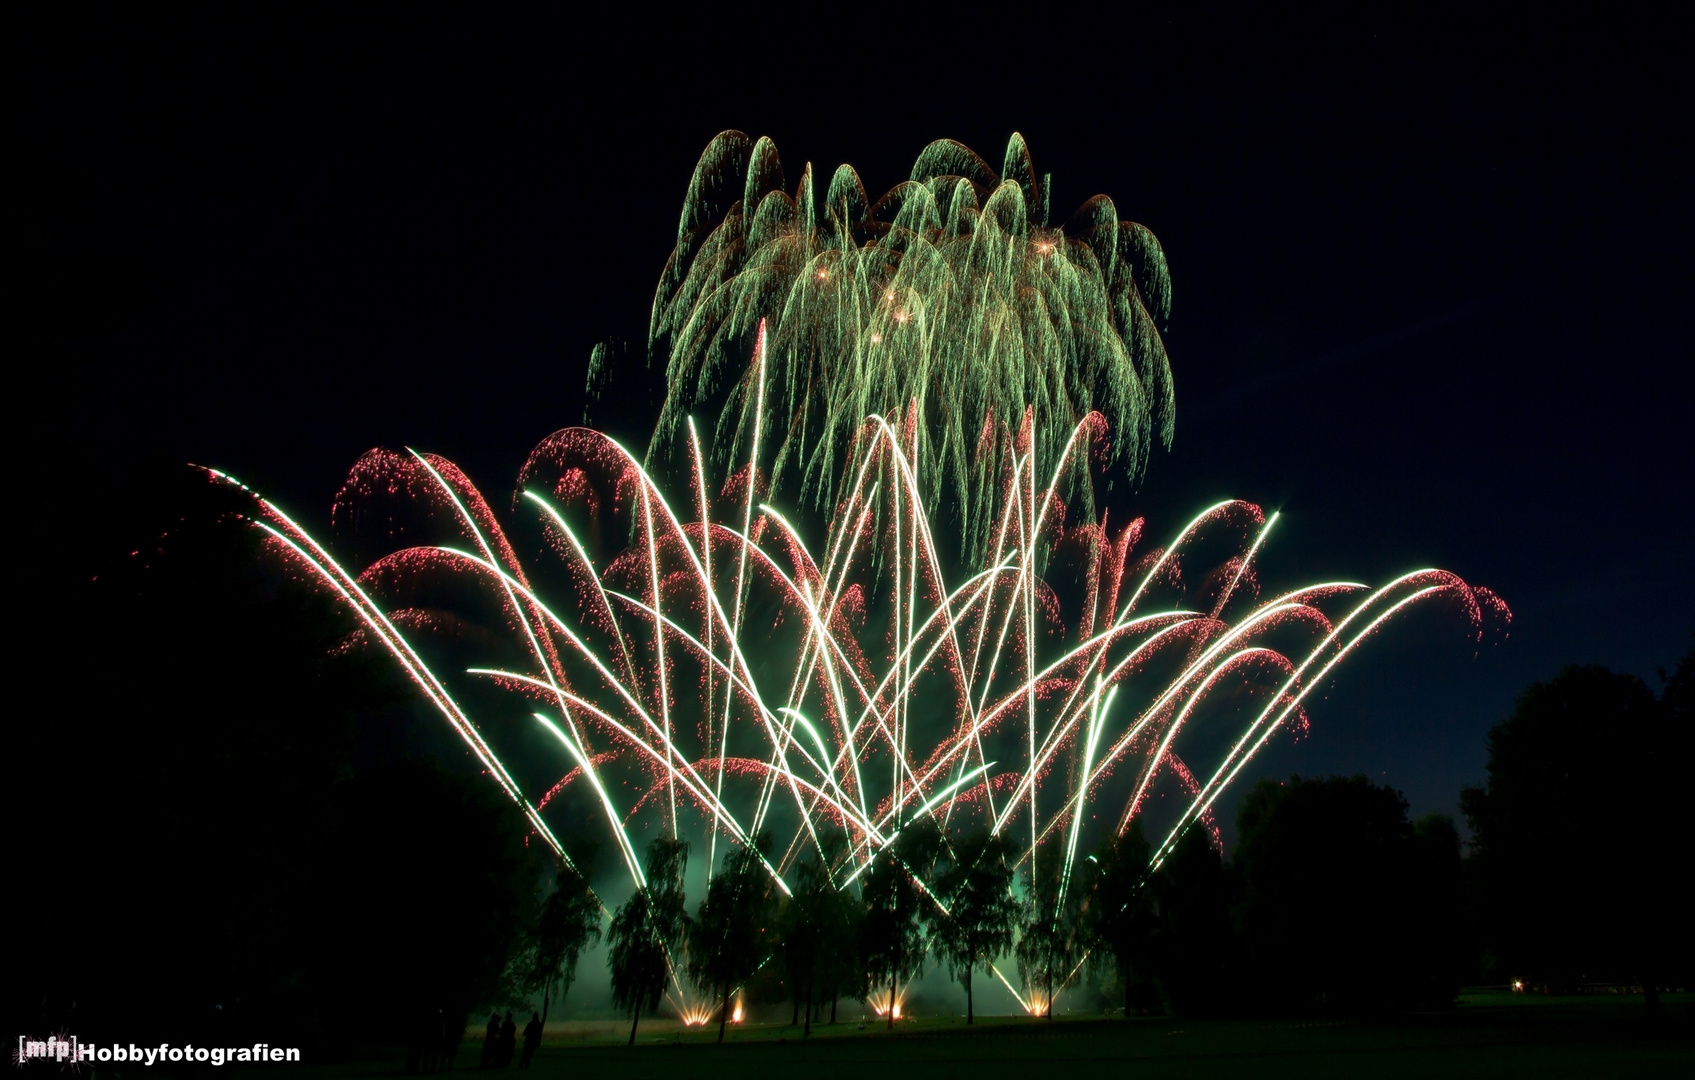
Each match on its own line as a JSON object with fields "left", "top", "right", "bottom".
{"left": 592, "top": 826, "right": 1055, "bottom": 1046}
{"left": 571, "top": 643, "right": 1694, "bottom": 1037}
{"left": 572, "top": 785, "right": 1456, "bottom": 1043}
{"left": 577, "top": 817, "right": 1231, "bottom": 1044}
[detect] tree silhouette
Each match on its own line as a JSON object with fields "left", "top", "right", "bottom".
{"left": 779, "top": 860, "right": 821, "bottom": 1029}
{"left": 326, "top": 760, "right": 547, "bottom": 1053}
{"left": 1235, "top": 775, "right": 1460, "bottom": 1013}
{"left": 1407, "top": 813, "right": 1472, "bottom": 1006}
{"left": 1079, "top": 819, "right": 1157, "bottom": 1015}
{"left": 527, "top": 848, "right": 602, "bottom": 1025}
{"left": 606, "top": 838, "right": 688, "bottom": 1045}
{"left": 930, "top": 829, "right": 1020, "bottom": 1024}
{"left": 860, "top": 822, "right": 938, "bottom": 1028}
{"left": 814, "top": 862, "right": 863, "bottom": 1026}
{"left": 783, "top": 827, "right": 862, "bottom": 1029}
{"left": 13, "top": 471, "right": 524, "bottom": 1048}
{"left": 1148, "top": 824, "right": 1233, "bottom": 1016}
{"left": 686, "top": 838, "right": 774, "bottom": 1042}
{"left": 1463, "top": 657, "right": 1691, "bottom": 1011}
{"left": 779, "top": 849, "right": 854, "bottom": 1032}
{"left": 1015, "top": 845, "right": 1079, "bottom": 1018}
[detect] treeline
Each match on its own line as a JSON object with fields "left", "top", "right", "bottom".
{"left": 1115, "top": 652, "right": 1692, "bottom": 1014}
{"left": 576, "top": 776, "right": 1466, "bottom": 1037}
{"left": 588, "top": 648, "right": 1694, "bottom": 1030}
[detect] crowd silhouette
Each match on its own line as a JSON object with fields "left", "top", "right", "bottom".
{"left": 406, "top": 1006, "right": 544, "bottom": 1073}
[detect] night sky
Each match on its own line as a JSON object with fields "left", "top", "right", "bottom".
{"left": 25, "top": 9, "right": 1690, "bottom": 840}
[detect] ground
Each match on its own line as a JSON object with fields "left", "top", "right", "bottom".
{"left": 247, "top": 994, "right": 1693, "bottom": 1080}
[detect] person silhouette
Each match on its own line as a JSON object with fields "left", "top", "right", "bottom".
{"left": 519, "top": 1013, "right": 542, "bottom": 1069}
{"left": 499, "top": 1011, "right": 517, "bottom": 1068}
{"left": 415, "top": 1007, "right": 441, "bottom": 1073}
{"left": 480, "top": 1012, "right": 500, "bottom": 1069}
{"left": 424, "top": 1008, "right": 444, "bottom": 1073}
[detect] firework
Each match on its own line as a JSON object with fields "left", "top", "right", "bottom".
{"left": 212, "top": 134, "right": 1506, "bottom": 1018}
{"left": 633, "top": 132, "right": 1174, "bottom": 558}
{"left": 214, "top": 327, "right": 1505, "bottom": 1015}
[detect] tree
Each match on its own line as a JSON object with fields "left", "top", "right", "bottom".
{"left": 1462, "top": 659, "right": 1691, "bottom": 1011}
{"left": 782, "top": 827, "right": 863, "bottom": 1030}
{"left": 1015, "top": 844, "right": 1079, "bottom": 1019}
{"left": 1662, "top": 643, "right": 1694, "bottom": 727}
{"left": 1147, "top": 824, "right": 1233, "bottom": 1016}
{"left": 860, "top": 822, "right": 939, "bottom": 1028}
{"left": 8, "top": 471, "right": 491, "bottom": 1050}
{"left": 779, "top": 854, "right": 830, "bottom": 1032}
{"left": 606, "top": 838, "right": 689, "bottom": 1046}
{"left": 1408, "top": 812, "right": 1472, "bottom": 1006}
{"left": 814, "top": 859, "right": 864, "bottom": 1026}
{"left": 322, "top": 760, "right": 549, "bottom": 1053}
{"left": 930, "top": 830, "right": 1020, "bottom": 1024}
{"left": 1235, "top": 775, "right": 1462, "bottom": 1014}
{"left": 778, "top": 875, "right": 816, "bottom": 1029}
{"left": 686, "top": 838, "right": 775, "bottom": 1043}
{"left": 1079, "top": 819, "right": 1158, "bottom": 1015}
{"left": 527, "top": 849, "right": 603, "bottom": 1025}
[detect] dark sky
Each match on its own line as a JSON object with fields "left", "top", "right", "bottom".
{"left": 26, "top": 9, "right": 1690, "bottom": 836}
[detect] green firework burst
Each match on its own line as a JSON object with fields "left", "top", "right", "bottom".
{"left": 636, "top": 131, "right": 1175, "bottom": 556}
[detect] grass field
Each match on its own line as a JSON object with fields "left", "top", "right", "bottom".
{"left": 246, "top": 994, "right": 1693, "bottom": 1080}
